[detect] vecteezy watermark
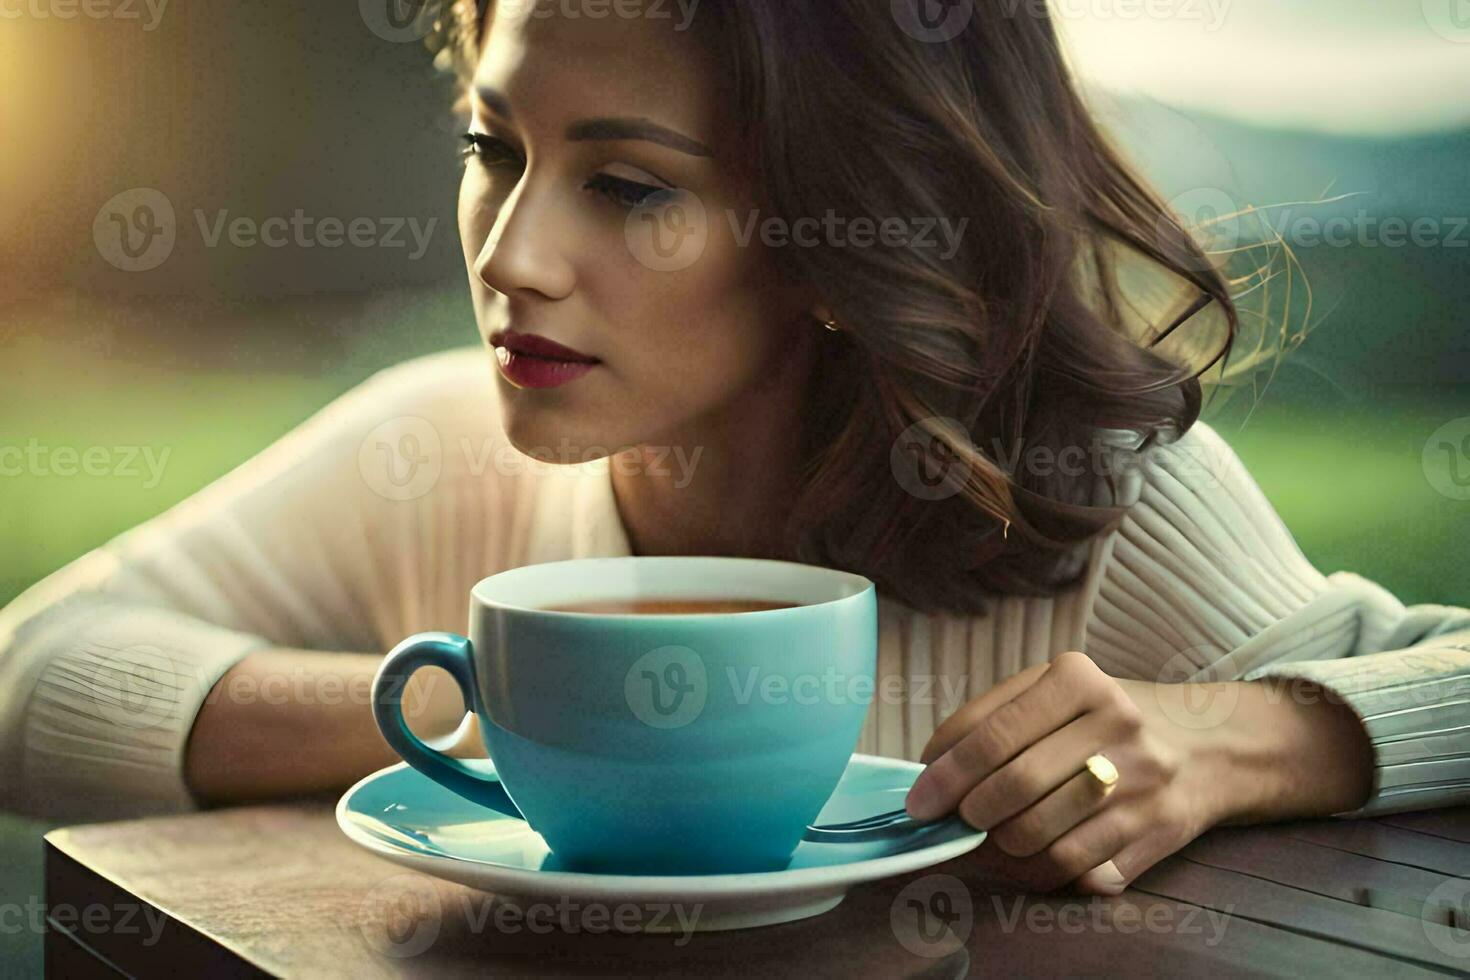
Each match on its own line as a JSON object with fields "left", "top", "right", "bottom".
{"left": 462, "top": 440, "right": 703, "bottom": 485}
{"left": 999, "top": 0, "right": 1231, "bottom": 29}
{"left": 0, "top": 439, "right": 171, "bottom": 488}
{"left": 1423, "top": 0, "right": 1470, "bottom": 44}
{"left": 0, "top": 897, "right": 167, "bottom": 945}
{"left": 87, "top": 644, "right": 184, "bottom": 732}
{"left": 890, "top": 416, "right": 974, "bottom": 501}
{"left": 889, "top": 416, "right": 1226, "bottom": 502}
{"left": 359, "top": 416, "right": 443, "bottom": 502}
{"left": 624, "top": 189, "right": 710, "bottom": 272}
{"left": 1422, "top": 877, "right": 1470, "bottom": 958}
{"left": 625, "top": 645, "right": 709, "bottom": 729}
{"left": 355, "top": 872, "right": 704, "bottom": 958}
{"left": 623, "top": 648, "right": 973, "bottom": 730}
{"left": 726, "top": 666, "right": 967, "bottom": 711}
{"left": 1151, "top": 648, "right": 1241, "bottom": 732}
{"left": 1149, "top": 644, "right": 1470, "bottom": 733}
{"left": 498, "top": 0, "right": 701, "bottom": 28}
{"left": 622, "top": 189, "right": 971, "bottom": 272}
{"left": 1164, "top": 187, "right": 1469, "bottom": 260}
{"left": 357, "top": 415, "right": 705, "bottom": 502}
{"left": 93, "top": 188, "right": 176, "bottom": 272}
{"left": 890, "top": 874, "right": 974, "bottom": 958}
{"left": 1261, "top": 209, "right": 1469, "bottom": 250}
{"left": 93, "top": 188, "right": 438, "bottom": 272}
{"left": 892, "top": 0, "right": 975, "bottom": 43}
{"left": 620, "top": 637, "right": 1470, "bottom": 735}
{"left": 78, "top": 642, "right": 457, "bottom": 733}
{"left": 358, "top": 0, "right": 434, "bottom": 43}
{"left": 1423, "top": 416, "right": 1470, "bottom": 501}
{"left": 193, "top": 210, "right": 437, "bottom": 259}
{"left": 0, "top": 0, "right": 168, "bottom": 30}
{"left": 726, "top": 210, "right": 969, "bottom": 262}
{"left": 991, "top": 894, "right": 1234, "bottom": 944}
{"left": 891, "top": 0, "right": 1231, "bottom": 42}
{"left": 1163, "top": 186, "right": 1244, "bottom": 272}
{"left": 360, "top": 0, "right": 702, "bottom": 43}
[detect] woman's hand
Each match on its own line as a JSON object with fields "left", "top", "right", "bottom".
{"left": 902, "top": 650, "right": 1372, "bottom": 895}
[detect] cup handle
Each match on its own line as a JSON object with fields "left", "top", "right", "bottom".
{"left": 371, "top": 631, "right": 523, "bottom": 820}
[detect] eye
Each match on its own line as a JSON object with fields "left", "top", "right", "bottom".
{"left": 460, "top": 131, "right": 522, "bottom": 168}
{"left": 461, "top": 131, "right": 674, "bottom": 211}
{"left": 585, "top": 174, "right": 677, "bottom": 210}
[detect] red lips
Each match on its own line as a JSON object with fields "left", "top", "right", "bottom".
{"left": 490, "top": 330, "right": 600, "bottom": 364}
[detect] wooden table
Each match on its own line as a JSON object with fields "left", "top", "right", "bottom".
{"left": 43, "top": 803, "right": 1470, "bottom": 977}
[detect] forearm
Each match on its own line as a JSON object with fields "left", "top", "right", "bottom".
{"left": 184, "top": 647, "right": 467, "bottom": 806}
{"left": 1186, "top": 678, "right": 1375, "bottom": 825}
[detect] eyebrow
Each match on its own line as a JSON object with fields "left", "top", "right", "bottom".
{"left": 474, "top": 86, "right": 714, "bottom": 158}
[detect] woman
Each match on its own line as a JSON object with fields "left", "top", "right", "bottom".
{"left": 3, "top": 0, "right": 1468, "bottom": 898}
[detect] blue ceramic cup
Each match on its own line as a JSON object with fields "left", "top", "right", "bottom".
{"left": 372, "top": 556, "right": 877, "bottom": 875}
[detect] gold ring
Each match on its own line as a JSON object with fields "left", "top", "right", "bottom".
{"left": 1084, "top": 753, "right": 1119, "bottom": 796}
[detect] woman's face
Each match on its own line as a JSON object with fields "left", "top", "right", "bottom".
{"left": 458, "top": 5, "right": 820, "bottom": 464}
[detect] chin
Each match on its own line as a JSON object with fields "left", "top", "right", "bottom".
{"left": 496, "top": 401, "right": 615, "bottom": 467}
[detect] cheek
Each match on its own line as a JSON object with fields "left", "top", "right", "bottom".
{"left": 597, "top": 235, "right": 779, "bottom": 388}
{"left": 457, "top": 169, "right": 495, "bottom": 266}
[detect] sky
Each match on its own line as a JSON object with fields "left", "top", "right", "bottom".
{"left": 1054, "top": 0, "right": 1470, "bottom": 135}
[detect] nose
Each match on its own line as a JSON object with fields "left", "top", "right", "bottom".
{"left": 469, "top": 175, "right": 576, "bottom": 300}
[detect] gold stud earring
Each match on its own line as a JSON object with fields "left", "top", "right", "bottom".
{"left": 820, "top": 317, "right": 842, "bottom": 332}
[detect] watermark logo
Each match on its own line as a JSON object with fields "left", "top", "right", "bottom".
{"left": 991, "top": 894, "right": 1233, "bottom": 943}
{"left": 0, "top": 439, "right": 171, "bottom": 488}
{"left": 360, "top": 0, "right": 434, "bottom": 42}
{"left": 94, "top": 188, "right": 438, "bottom": 271}
{"left": 359, "top": 416, "right": 444, "bottom": 501}
{"left": 357, "top": 873, "right": 442, "bottom": 959}
{"left": 625, "top": 644, "right": 708, "bottom": 729}
{"left": 1205, "top": 204, "right": 1469, "bottom": 252}
{"left": 893, "top": 0, "right": 975, "bottom": 43}
{"left": 1424, "top": 0, "right": 1470, "bottom": 43}
{"left": 1422, "top": 878, "right": 1470, "bottom": 957}
{"left": 0, "top": 0, "right": 169, "bottom": 30}
{"left": 94, "top": 188, "right": 176, "bottom": 272}
{"left": 1423, "top": 416, "right": 1470, "bottom": 501}
{"left": 625, "top": 189, "right": 708, "bottom": 271}
{"left": 193, "top": 210, "right": 437, "bottom": 258}
{"left": 1152, "top": 649, "right": 1240, "bottom": 731}
{"left": 725, "top": 209, "right": 969, "bottom": 260}
{"left": 91, "top": 644, "right": 180, "bottom": 733}
{"left": 890, "top": 873, "right": 973, "bottom": 958}
{"left": 1162, "top": 186, "right": 1242, "bottom": 272}
{"left": 356, "top": 880, "right": 705, "bottom": 950}
{"left": 998, "top": 0, "right": 1231, "bottom": 30}
{"left": 0, "top": 897, "right": 167, "bottom": 946}
{"left": 891, "top": 416, "right": 972, "bottom": 501}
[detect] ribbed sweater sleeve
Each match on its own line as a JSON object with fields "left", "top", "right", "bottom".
{"left": 1085, "top": 419, "right": 1470, "bottom": 818}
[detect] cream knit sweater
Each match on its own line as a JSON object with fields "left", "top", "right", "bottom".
{"left": 3, "top": 348, "right": 1468, "bottom": 823}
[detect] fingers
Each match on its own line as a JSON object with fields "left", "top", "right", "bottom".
{"left": 981, "top": 756, "right": 1118, "bottom": 858}
{"left": 908, "top": 652, "right": 1114, "bottom": 820}
{"left": 1072, "top": 823, "right": 1193, "bottom": 896}
{"left": 920, "top": 661, "right": 1049, "bottom": 764}
{"left": 1072, "top": 860, "right": 1128, "bottom": 895}
{"left": 974, "top": 803, "right": 1146, "bottom": 894}
{"left": 952, "top": 710, "right": 1129, "bottom": 833}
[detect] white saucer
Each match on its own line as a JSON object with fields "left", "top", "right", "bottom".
{"left": 337, "top": 752, "right": 985, "bottom": 932}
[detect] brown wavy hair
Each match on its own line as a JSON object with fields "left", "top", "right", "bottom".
{"left": 423, "top": 0, "right": 1296, "bottom": 616}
